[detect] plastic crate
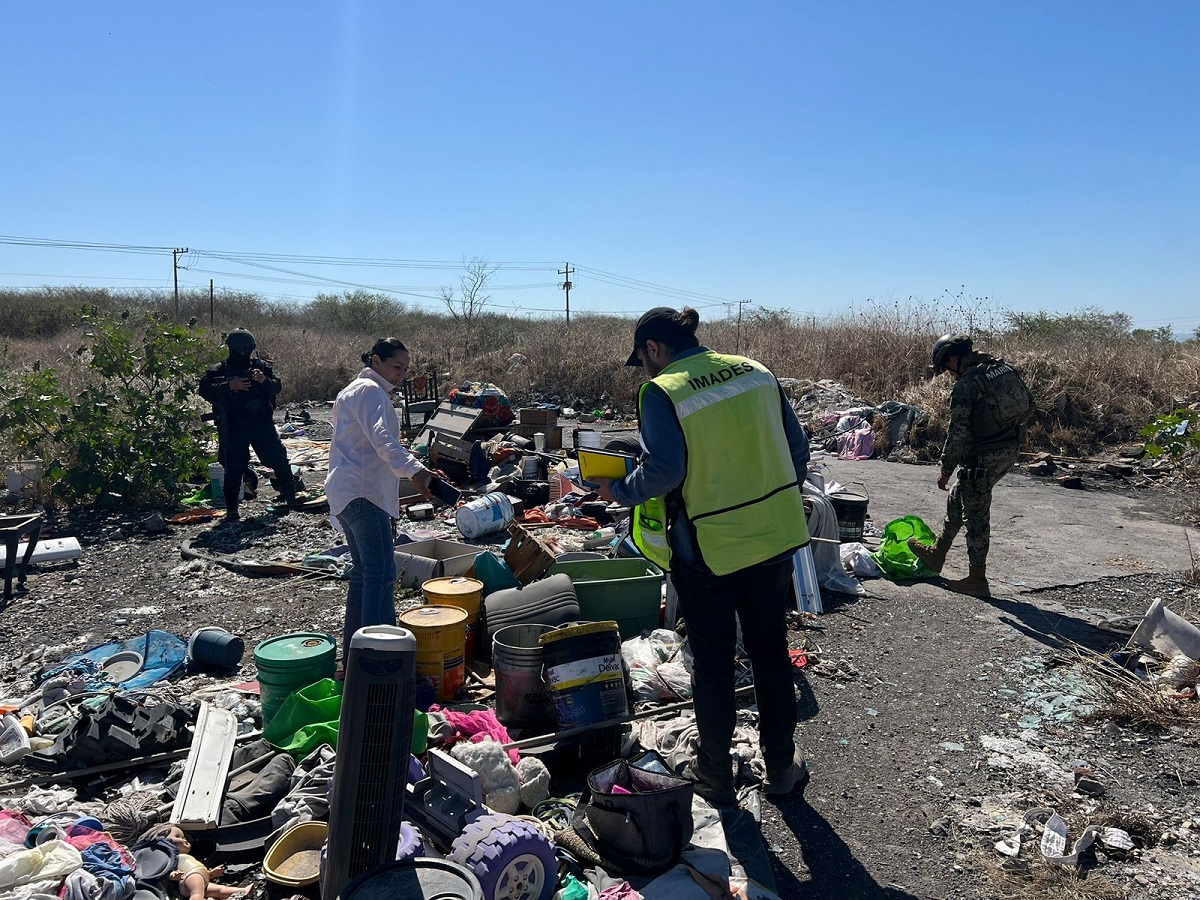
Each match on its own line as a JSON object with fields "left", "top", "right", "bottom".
{"left": 547, "top": 558, "right": 664, "bottom": 639}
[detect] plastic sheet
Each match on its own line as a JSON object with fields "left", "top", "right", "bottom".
{"left": 622, "top": 631, "right": 693, "bottom": 702}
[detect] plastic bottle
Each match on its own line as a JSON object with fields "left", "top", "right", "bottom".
{"left": 582, "top": 527, "right": 617, "bottom": 550}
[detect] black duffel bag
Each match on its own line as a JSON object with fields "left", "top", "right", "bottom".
{"left": 576, "top": 751, "right": 695, "bottom": 875}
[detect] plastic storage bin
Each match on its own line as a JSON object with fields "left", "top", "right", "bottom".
{"left": 547, "top": 558, "right": 664, "bottom": 639}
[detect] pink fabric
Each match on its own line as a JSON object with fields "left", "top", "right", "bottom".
{"left": 64, "top": 828, "right": 133, "bottom": 868}
{"left": 429, "top": 706, "right": 519, "bottom": 764}
{"left": 837, "top": 424, "right": 874, "bottom": 460}
{"left": 598, "top": 884, "right": 642, "bottom": 900}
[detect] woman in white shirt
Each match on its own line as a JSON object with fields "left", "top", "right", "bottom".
{"left": 325, "top": 338, "right": 435, "bottom": 652}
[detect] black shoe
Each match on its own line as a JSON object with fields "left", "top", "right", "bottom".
{"left": 682, "top": 760, "right": 736, "bottom": 806}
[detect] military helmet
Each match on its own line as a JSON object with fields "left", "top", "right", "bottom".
{"left": 930, "top": 334, "right": 972, "bottom": 374}
{"left": 225, "top": 329, "right": 256, "bottom": 354}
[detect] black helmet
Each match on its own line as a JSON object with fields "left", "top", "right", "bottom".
{"left": 225, "top": 329, "right": 256, "bottom": 355}
{"left": 930, "top": 334, "right": 972, "bottom": 374}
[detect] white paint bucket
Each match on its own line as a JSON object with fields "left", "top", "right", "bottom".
{"left": 455, "top": 492, "right": 515, "bottom": 539}
{"left": 5, "top": 459, "right": 42, "bottom": 497}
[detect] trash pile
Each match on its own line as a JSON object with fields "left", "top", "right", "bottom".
{"left": 928, "top": 595, "right": 1200, "bottom": 897}
{"left": 0, "top": 395, "right": 882, "bottom": 900}
{"left": 783, "top": 379, "right": 929, "bottom": 463}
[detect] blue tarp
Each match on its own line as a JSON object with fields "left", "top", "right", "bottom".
{"left": 65, "top": 629, "right": 188, "bottom": 691}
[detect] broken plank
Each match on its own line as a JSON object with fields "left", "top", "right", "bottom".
{"left": 171, "top": 701, "right": 238, "bottom": 830}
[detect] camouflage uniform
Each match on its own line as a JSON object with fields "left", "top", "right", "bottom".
{"left": 938, "top": 352, "right": 1027, "bottom": 568}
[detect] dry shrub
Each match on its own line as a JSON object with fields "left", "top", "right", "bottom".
{"left": 989, "top": 863, "right": 1125, "bottom": 900}
{"left": 1071, "top": 645, "right": 1200, "bottom": 731}
{"left": 2, "top": 289, "right": 1199, "bottom": 459}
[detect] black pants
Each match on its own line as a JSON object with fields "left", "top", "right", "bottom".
{"left": 671, "top": 553, "right": 798, "bottom": 781}
{"left": 224, "top": 417, "right": 295, "bottom": 513}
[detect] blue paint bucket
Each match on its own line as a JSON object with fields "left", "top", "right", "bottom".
{"left": 539, "top": 621, "right": 628, "bottom": 728}
{"left": 189, "top": 627, "right": 246, "bottom": 670}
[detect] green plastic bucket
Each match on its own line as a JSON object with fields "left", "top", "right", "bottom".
{"left": 547, "top": 558, "right": 664, "bottom": 639}
{"left": 253, "top": 632, "right": 337, "bottom": 727}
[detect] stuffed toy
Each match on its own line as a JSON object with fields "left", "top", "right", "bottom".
{"left": 450, "top": 738, "right": 550, "bottom": 815}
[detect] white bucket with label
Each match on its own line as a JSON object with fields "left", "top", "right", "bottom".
{"left": 455, "top": 492, "right": 515, "bottom": 539}
{"left": 5, "top": 459, "right": 43, "bottom": 497}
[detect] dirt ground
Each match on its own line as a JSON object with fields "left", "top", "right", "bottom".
{"left": 2, "top": 442, "right": 1199, "bottom": 900}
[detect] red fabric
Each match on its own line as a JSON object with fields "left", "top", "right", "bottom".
{"left": 556, "top": 516, "right": 600, "bottom": 531}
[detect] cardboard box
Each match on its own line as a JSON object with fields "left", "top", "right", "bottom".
{"left": 519, "top": 407, "right": 559, "bottom": 426}
{"left": 515, "top": 423, "right": 563, "bottom": 450}
{"left": 394, "top": 538, "right": 480, "bottom": 589}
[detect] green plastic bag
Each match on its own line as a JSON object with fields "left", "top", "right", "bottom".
{"left": 263, "top": 678, "right": 343, "bottom": 756}
{"left": 262, "top": 678, "right": 429, "bottom": 757}
{"left": 557, "top": 875, "right": 589, "bottom": 900}
{"left": 870, "top": 515, "right": 940, "bottom": 580}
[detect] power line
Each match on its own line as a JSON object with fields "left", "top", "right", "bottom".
{"left": 574, "top": 265, "right": 736, "bottom": 306}
{"left": 0, "top": 235, "right": 173, "bottom": 255}
{"left": 0, "top": 232, "right": 750, "bottom": 314}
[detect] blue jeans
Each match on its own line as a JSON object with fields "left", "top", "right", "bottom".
{"left": 671, "top": 554, "right": 798, "bottom": 780}
{"left": 336, "top": 498, "right": 397, "bottom": 653}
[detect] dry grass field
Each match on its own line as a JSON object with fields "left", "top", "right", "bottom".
{"left": 2, "top": 285, "right": 1198, "bottom": 462}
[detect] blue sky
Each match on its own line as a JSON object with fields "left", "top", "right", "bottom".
{"left": 1, "top": 2, "right": 1196, "bottom": 330}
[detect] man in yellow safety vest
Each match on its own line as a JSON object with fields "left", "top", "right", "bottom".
{"left": 595, "top": 306, "right": 812, "bottom": 805}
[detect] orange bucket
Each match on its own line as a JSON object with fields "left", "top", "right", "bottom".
{"left": 399, "top": 605, "right": 467, "bottom": 702}
{"left": 422, "top": 576, "right": 484, "bottom": 660}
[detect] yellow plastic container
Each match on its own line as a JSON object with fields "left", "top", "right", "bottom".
{"left": 422, "top": 576, "right": 484, "bottom": 660}
{"left": 263, "top": 821, "right": 327, "bottom": 887}
{"left": 399, "top": 605, "right": 468, "bottom": 702}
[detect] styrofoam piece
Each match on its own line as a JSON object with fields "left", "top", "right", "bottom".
{"left": 171, "top": 701, "right": 238, "bottom": 830}
{"left": 0, "top": 537, "right": 82, "bottom": 566}
{"left": 1129, "top": 598, "right": 1200, "bottom": 661}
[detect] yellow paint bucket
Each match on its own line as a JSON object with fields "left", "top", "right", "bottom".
{"left": 422, "top": 576, "right": 484, "bottom": 660}
{"left": 399, "top": 605, "right": 468, "bottom": 702}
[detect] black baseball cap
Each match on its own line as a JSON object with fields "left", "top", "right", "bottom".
{"left": 624, "top": 307, "right": 682, "bottom": 367}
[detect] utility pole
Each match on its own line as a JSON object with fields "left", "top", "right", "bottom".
{"left": 735, "top": 299, "right": 751, "bottom": 354}
{"left": 558, "top": 262, "right": 574, "bottom": 326}
{"left": 209, "top": 279, "right": 215, "bottom": 328}
{"left": 172, "top": 247, "right": 189, "bottom": 322}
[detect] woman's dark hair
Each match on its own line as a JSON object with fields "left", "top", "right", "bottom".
{"left": 362, "top": 338, "right": 409, "bottom": 366}
{"left": 658, "top": 307, "right": 701, "bottom": 353}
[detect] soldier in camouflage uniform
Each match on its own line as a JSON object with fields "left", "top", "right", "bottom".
{"left": 909, "top": 335, "right": 1033, "bottom": 596}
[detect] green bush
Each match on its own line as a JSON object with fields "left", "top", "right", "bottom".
{"left": 0, "top": 307, "right": 215, "bottom": 506}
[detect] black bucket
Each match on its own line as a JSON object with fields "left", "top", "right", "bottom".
{"left": 829, "top": 485, "right": 869, "bottom": 543}
{"left": 188, "top": 627, "right": 245, "bottom": 670}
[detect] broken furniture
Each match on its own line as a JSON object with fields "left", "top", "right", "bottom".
{"left": 504, "top": 522, "right": 564, "bottom": 585}
{"left": 0, "top": 513, "right": 44, "bottom": 602}
{"left": 400, "top": 372, "right": 441, "bottom": 434}
{"left": 415, "top": 400, "right": 485, "bottom": 467}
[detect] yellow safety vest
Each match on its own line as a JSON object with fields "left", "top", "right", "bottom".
{"left": 631, "top": 350, "right": 809, "bottom": 576}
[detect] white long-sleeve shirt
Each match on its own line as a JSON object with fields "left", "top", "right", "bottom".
{"left": 325, "top": 367, "right": 426, "bottom": 528}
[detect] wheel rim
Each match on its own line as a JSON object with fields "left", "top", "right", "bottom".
{"left": 494, "top": 852, "right": 545, "bottom": 900}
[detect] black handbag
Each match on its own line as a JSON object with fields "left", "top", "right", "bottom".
{"left": 580, "top": 751, "right": 695, "bottom": 874}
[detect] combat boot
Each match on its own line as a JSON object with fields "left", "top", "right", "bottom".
{"left": 947, "top": 565, "right": 990, "bottom": 597}
{"left": 907, "top": 534, "right": 952, "bottom": 573}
